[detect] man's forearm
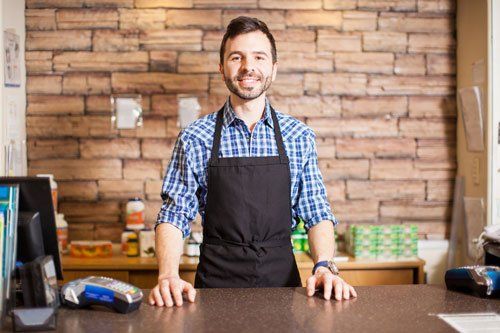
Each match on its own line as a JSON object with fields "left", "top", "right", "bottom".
{"left": 155, "top": 223, "right": 184, "bottom": 278}
{"left": 308, "top": 220, "right": 336, "bottom": 264}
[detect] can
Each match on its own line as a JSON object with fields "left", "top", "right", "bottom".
{"left": 125, "top": 231, "right": 139, "bottom": 257}
{"left": 139, "top": 229, "right": 156, "bottom": 258}
{"left": 125, "top": 198, "right": 145, "bottom": 230}
{"left": 121, "top": 230, "right": 135, "bottom": 255}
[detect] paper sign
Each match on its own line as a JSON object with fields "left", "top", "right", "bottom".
{"left": 459, "top": 86, "right": 484, "bottom": 152}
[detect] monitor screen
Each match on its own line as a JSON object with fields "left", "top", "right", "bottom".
{"left": 0, "top": 177, "right": 63, "bottom": 280}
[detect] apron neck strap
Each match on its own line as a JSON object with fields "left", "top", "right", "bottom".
{"left": 210, "top": 104, "right": 288, "bottom": 163}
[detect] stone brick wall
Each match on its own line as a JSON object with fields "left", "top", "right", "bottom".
{"left": 25, "top": 0, "right": 456, "bottom": 242}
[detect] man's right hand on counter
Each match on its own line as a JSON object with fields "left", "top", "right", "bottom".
{"left": 149, "top": 275, "right": 196, "bottom": 307}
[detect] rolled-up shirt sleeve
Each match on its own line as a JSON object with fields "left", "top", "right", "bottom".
{"left": 294, "top": 129, "right": 339, "bottom": 232}
{"left": 155, "top": 132, "right": 199, "bottom": 239}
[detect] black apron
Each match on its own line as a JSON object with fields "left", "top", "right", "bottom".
{"left": 194, "top": 106, "right": 302, "bottom": 288}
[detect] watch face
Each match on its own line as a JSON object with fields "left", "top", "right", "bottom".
{"left": 328, "top": 261, "right": 339, "bottom": 275}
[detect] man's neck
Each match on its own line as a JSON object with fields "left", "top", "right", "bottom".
{"left": 229, "top": 94, "right": 266, "bottom": 133}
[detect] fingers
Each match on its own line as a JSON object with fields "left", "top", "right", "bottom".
{"left": 151, "top": 286, "right": 164, "bottom": 307}
{"left": 182, "top": 282, "right": 197, "bottom": 303}
{"left": 170, "top": 280, "right": 184, "bottom": 307}
{"left": 343, "top": 282, "right": 350, "bottom": 300}
{"left": 322, "top": 274, "right": 334, "bottom": 300}
{"left": 333, "top": 277, "right": 343, "bottom": 301}
{"left": 349, "top": 285, "right": 358, "bottom": 298}
{"left": 306, "top": 276, "right": 317, "bottom": 297}
{"left": 159, "top": 279, "right": 174, "bottom": 307}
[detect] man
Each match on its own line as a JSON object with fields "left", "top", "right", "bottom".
{"left": 149, "top": 16, "right": 357, "bottom": 307}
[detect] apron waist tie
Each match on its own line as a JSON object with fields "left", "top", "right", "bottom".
{"left": 204, "top": 237, "right": 291, "bottom": 257}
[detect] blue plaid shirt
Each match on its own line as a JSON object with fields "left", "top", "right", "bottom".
{"left": 156, "top": 98, "right": 338, "bottom": 238}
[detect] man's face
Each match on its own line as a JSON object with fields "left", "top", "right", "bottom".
{"left": 219, "top": 30, "right": 277, "bottom": 100}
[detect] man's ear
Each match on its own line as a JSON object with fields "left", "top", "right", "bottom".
{"left": 219, "top": 63, "right": 225, "bottom": 81}
{"left": 271, "top": 62, "right": 278, "bottom": 82}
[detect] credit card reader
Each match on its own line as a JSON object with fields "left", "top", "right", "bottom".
{"left": 61, "top": 276, "right": 143, "bottom": 313}
{"left": 445, "top": 266, "right": 500, "bottom": 298}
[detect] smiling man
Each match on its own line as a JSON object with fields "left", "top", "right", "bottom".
{"left": 150, "top": 16, "right": 357, "bottom": 307}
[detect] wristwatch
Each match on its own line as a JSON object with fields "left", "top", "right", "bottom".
{"left": 312, "top": 260, "right": 339, "bottom": 276}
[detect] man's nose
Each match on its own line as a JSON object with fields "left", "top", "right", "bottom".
{"left": 241, "top": 57, "right": 256, "bottom": 72}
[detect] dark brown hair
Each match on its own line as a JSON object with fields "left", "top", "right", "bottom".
{"left": 219, "top": 16, "right": 277, "bottom": 64}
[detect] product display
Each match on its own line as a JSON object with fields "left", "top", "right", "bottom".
{"left": 69, "top": 241, "right": 113, "bottom": 258}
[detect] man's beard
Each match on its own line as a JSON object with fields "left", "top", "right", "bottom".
{"left": 224, "top": 70, "right": 273, "bottom": 100}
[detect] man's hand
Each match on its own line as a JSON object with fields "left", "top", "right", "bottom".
{"left": 306, "top": 267, "right": 357, "bottom": 301}
{"left": 149, "top": 275, "right": 196, "bottom": 307}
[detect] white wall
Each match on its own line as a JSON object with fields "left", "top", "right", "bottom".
{"left": 0, "top": 0, "right": 26, "bottom": 176}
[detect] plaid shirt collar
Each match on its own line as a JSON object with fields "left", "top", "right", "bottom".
{"left": 222, "top": 97, "right": 274, "bottom": 130}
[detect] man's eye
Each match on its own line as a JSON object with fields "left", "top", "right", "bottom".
{"left": 231, "top": 57, "right": 240, "bottom": 61}
{"left": 256, "top": 56, "right": 264, "bottom": 60}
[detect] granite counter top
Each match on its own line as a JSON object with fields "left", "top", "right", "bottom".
{"left": 48, "top": 285, "right": 499, "bottom": 333}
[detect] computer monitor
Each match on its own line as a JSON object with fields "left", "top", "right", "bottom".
{"left": 17, "top": 212, "right": 45, "bottom": 265}
{"left": 0, "top": 177, "right": 63, "bottom": 280}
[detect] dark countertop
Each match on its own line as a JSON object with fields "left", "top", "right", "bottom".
{"left": 8, "top": 285, "right": 500, "bottom": 332}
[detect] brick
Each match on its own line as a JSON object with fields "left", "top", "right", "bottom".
{"left": 139, "top": 29, "right": 203, "bottom": 50}
{"left": 145, "top": 180, "right": 164, "bottom": 200}
{"left": 335, "top": 52, "right": 394, "bottom": 74}
{"left": 29, "top": 159, "right": 122, "bottom": 180}
{"left": 414, "top": 160, "right": 456, "bottom": 171}
{"left": 98, "top": 180, "right": 144, "bottom": 200}
{"left": 418, "top": 0, "right": 455, "bottom": 13}
{"left": 123, "top": 160, "right": 161, "bottom": 180}
{"left": 26, "top": 51, "right": 53, "bottom": 73}
{"left": 59, "top": 201, "right": 121, "bottom": 221}
{"left": 58, "top": 181, "right": 98, "bottom": 201}
{"left": 347, "top": 180, "right": 425, "bottom": 200}
{"left": 27, "top": 75, "right": 62, "bottom": 94}
{"left": 167, "top": 9, "right": 221, "bottom": 29}
{"left": 408, "top": 33, "right": 455, "bottom": 53}
{"left": 417, "top": 139, "right": 455, "bottom": 160}
{"left": 150, "top": 51, "right": 177, "bottom": 72}
{"left": 222, "top": 10, "right": 284, "bottom": 30}
{"left": 379, "top": 13, "right": 452, "bottom": 33}
{"left": 324, "top": 180, "right": 345, "bottom": 202}
{"left": 194, "top": 0, "right": 257, "bottom": 8}
{"left": 415, "top": 221, "right": 449, "bottom": 240}
{"left": 370, "top": 159, "right": 454, "bottom": 180}
{"left": 203, "top": 30, "right": 225, "bottom": 51}
{"left": 319, "top": 73, "right": 367, "bottom": 96}
{"left": 27, "top": 139, "right": 79, "bottom": 160}
{"left": 273, "top": 29, "right": 316, "bottom": 53}
{"left": 268, "top": 95, "right": 341, "bottom": 118}
{"left": 367, "top": 75, "right": 454, "bottom": 96}
{"left": 427, "top": 180, "right": 453, "bottom": 201}
{"left": 178, "top": 52, "right": 220, "bottom": 73}
{"left": 380, "top": 202, "right": 450, "bottom": 220}
{"left": 316, "top": 138, "right": 336, "bottom": 159}
{"left": 26, "top": 9, "right": 56, "bottom": 30}
{"left": 80, "top": 139, "right": 140, "bottom": 158}
{"left": 362, "top": 31, "right": 407, "bottom": 52}
{"left": 408, "top": 96, "right": 456, "bottom": 117}
{"left": 319, "top": 159, "right": 370, "bottom": 181}
{"left": 324, "top": 0, "right": 356, "bottom": 10}
{"left": 259, "top": 0, "right": 320, "bottom": 9}
{"left": 56, "top": 9, "right": 118, "bottom": 29}
{"left": 400, "top": 118, "right": 455, "bottom": 138}
{"left": 135, "top": 0, "right": 192, "bottom": 8}
{"left": 341, "top": 96, "right": 407, "bottom": 117}
{"left": 144, "top": 200, "right": 163, "bottom": 227}
{"left": 112, "top": 72, "right": 208, "bottom": 94}
{"left": 63, "top": 73, "right": 111, "bottom": 95}
{"left": 336, "top": 138, "right": 415, "bottom": 158}
{"left": 317, "top": 31, "right": 361, "bottom": 52}
{"left": 86, "top": 95, "right": 112, "bottom": 114}
{"left": 53, "top": 51, "right": 148, "bottom": 72}
{"left": 68, "top": 223, "right": 94, "bottom": 241}
{"left": 279, "top": 52, "right": 333, "bottom": 73}
{"left": 150, "top": 95, "right": 177, "bottom": 116}
{"left": 26, "top": 115, "right": 118, "bottom": 138}
{"left": 198, "top": 94, "right": 228, "bottom": 115}
{"left": 342, "top": 11, "right": 377, "bottom": 31}
{"left": 267, "top": 74, "right": 303, "bottom": 96}
{"left": 27, "top": 30, "right": 91, "bottom": 51}
{"left": 427, "top": 54, "right": 455, "bottom": 75}
{"left": 333, "top": 200, "right": 379, "bottom": 222}
{"left": 27, "top": 0, "right": 84, "bottom": 8}
{"left": 285, "top": 10, "right": 342, "bottom": 28}
{"left": 27, "top": 95, "right": 84, "bottom": 115}
{"left": 93, "top": 30, "right": 139, "bottom": 52}
{"left": 119, "top": 118, "right": 169, "bottom": 138}
{"left": 358, "top": 0, "right": 416, "bottom": 11}
{"left": 94, "top": 224, "right": 124, "bottom": 242}
{"left": 84, "top": 0, "right": 134, "bottom": 6}
{"left": 142, "top": 139, "right": 176, "bottom": 159}
{"left": 119, "top": 9, "right": 166, "bottom": 29}
{"left": 395, "top": 54, "right": 425, "bottom": 75}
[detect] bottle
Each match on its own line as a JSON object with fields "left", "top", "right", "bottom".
{"left": 125, "top": 198, "right": 145, "bottom": 230}
{"left": 55, "top": 213, "right": 68, "bottom": 254}
{"left": 126, "top": 232, "right": 139, "bottom": 257}
{"left": 37, "top": 174, "right": 58, "bottom": 212}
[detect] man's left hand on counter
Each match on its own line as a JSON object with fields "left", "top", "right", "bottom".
{"left": 306, "top": 267, "right": 358, "bottom": 301}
